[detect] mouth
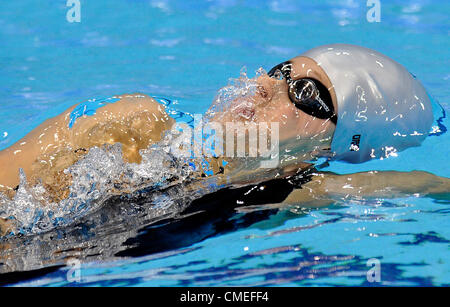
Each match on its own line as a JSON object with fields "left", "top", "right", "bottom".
{"left": 230, "top": 99, "right": 256, "bottom": 121}
{"left": 205, "top": 68, "right": 273, "bottom": 124}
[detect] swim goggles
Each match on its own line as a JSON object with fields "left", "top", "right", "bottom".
{"left": 268, "top": 61, "right": 337, "bottom": 124}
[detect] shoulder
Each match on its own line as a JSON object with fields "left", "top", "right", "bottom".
{"left": 67, "top": 93, "right": 172, "bottom": 129}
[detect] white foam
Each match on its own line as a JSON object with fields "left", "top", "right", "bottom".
{"left": 0, "top": 132, "right": 195, "bottom": 237}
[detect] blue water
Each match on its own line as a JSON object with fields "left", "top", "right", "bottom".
{"left": 0, "top": 0, "right": 449, "bottom": 286}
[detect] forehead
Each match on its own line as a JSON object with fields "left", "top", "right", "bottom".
{"left": 286, "top": 56, "right": 338, "bottom": 112}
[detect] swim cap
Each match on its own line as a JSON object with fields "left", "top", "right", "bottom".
{"left": 302, "top": 44, "right": 434, "bottom": 163}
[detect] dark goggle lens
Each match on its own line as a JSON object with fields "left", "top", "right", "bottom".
{"left": 288, "top": 79, "right": 335, "bottom": 121}
{"left": 268, "top": 62, "right": 336, "bottom": 123}
{"left": 288, "top": 79, "right": 317, "bottom": 104}
{"left": 268, "top": 61, "right": 291, "bottom": 81}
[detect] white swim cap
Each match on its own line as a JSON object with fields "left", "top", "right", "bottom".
{"left": 302, "top": 44, "right": 434, "bottom": 163}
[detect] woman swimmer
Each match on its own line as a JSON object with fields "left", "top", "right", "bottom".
{"left": 0, "top": 44, "right": 448, "bottom": 230}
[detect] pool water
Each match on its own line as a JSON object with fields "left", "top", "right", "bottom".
{"left": 0, "top": 0, "right": 449, "bottom": 286}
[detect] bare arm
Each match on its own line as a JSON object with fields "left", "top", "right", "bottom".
{"left": 282, "top": 170, "right": 450, "bottom": 206}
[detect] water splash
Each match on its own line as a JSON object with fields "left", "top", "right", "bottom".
{"left": 0, "top": 67, "right": 272, "bottom": 238}
{"left": 204, "top": 67, "right": 266, "bottom": 122}
{"left": 0, "top": 130, "right": 197, "bottom": 238}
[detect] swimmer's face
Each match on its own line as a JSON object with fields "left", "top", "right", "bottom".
{"left": 207, "top": 56, "right": 338, "bottom": 155}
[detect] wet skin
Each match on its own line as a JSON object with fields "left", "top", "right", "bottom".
{"left": 0, "top": 94, "right": 174, "bottom": 200}
{"left": 208, "top": 56, "right": 337, "bottom": 155}
{"left": 0, "top": 56, "right": 337, "bottom": 196}
{"left": 0, "top": 56, "right": 449, "bottom": 235}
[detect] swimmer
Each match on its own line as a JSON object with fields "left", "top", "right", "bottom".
{"left": 0, "top": 95, "right": 175, "bottom": 202}
{"left": 0, "top": 44, "right": 448, "bottom": 232}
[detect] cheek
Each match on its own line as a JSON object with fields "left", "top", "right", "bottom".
{"left": 254, "top": 98, "right": 302, "bottom": 140}
{"left": 261, "top": 95, "right": 298, "bottom": 124}
{"left": 263, "top": 96, "right": 326, "bottom": 140}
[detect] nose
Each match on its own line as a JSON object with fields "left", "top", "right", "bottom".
{"left": 254, "top": 75, "right": 275, "bottom": 104}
